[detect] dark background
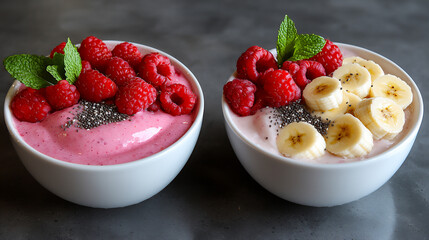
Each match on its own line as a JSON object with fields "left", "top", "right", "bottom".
{"left": 1, "top": 0, "right": 428, "bottom": 239}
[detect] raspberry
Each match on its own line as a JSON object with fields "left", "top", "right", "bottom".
{"left": 112, "top": 42, "right": 143, "bottom": 69}
{"left": 105, "top": 57, "right": 137, "bottom": 87}
{"left": 81, "top": 60, "right": 92, "bottom": 73}
{"left": 44, "top": 80, "right": 80, "bottom": 110}
{"left": 11, "top": 88, "right": 51, "bottom": 122}
{"left": 50, "top": 42, "right": 66, "bottom": 58}
{"left": 223, "top": 79, "right": 257, "bottom": 116}
{"left": 115, "top": 77, "right": 157, "bottom": 115}
{"left": 78, "top": 36, "right": 112, "bottom": 72}
{"left": 147, "top": 99, "right": 161, "bottom": 112}
{"left": 282, "top": 60, "right": 326, "bottom": 89}
{"left": 259, "top": 69, "right": 300, "bottom": 108}
{"left": 309, "top": 39, "right": 343, "bottom": 75}
{"left": 75, "top": 69, "right": 118, "bottom": 103}
{"left": 160, "top": 84, "right": 197, "bottom": 116}
{"left": 250, "top": 89, "right": 267, "bottom": 115}
{"left": 138, "top": 52, "right": 174, "bottom": 88}
{"left": 236, "top": 46, "right": 278, "bottom": 83}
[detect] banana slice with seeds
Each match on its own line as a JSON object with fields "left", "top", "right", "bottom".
{"left": 344, "top": 91, "right": 362, "bottom": 115}
{"left": 303, "top": 76, "right": 343, "bottom": 111}
{"left": 354, "top": 97, "right": 405, "bottom": 140}
{"left": 370, "top": 74, "right": 413, "bottom": 109}
{"left": 325, "top": 113, "right": 373, "bottom": 158}
{"left": 343, "top": 56, "right": 384, "bottom": 82}
{"left": 276, "top": 122, "right": 326, "bottom": 160}
{"left": 343, "top": 56, "right": 365, "bottom": 65}
{"left": 311, "top": 92, "right": 349, "bottom": 122}
{"left": 332, "top": 63, "right": 371, "bottom": 98}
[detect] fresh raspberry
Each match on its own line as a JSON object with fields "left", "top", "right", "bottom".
{"left": 160, "top": 84, "right": 197, "bottom": 116}
{"left": 223, "top": 79, "right": 257, "bottom": 116}
{"left": 75, "top": 69, "right": 118, "bottom": 103}
{"left": 282, "top": 60, "right": 326, "bottom": 89}
{"left": 309, "top": 39, "right": 343, "bottom": 75}
{"left": 115, "top": 77, "right": 157, "bottom": 115}
{"left": 259, "top": 69, "right": 300, "bottom": 108}
{"left": 236, "top": 46, "right": 278, "bottom": 84}
{"left": 78, "top": 36, "right": 112, "bottom": 72}
{"left": 50, "top": 42, "right": 66, "bottom": 58}
{"left": 138, "top": 52, "right": 174, "bottom": 88}
{"left": 44, "top": 80, "right": 80, "bottom": 110}
{"left": 250, "top": 89, "right": 267, "bottom": 115}
{"left": 10, "top": 88, "right": 51, "bottom": 122}
{"left": 81, "top": 60, "right": 92, "bottom": 73}
{"left": 147, "top": 99, "right": 161, "bottom": 112}
{"left": 112, "top": 42, "right": 143, "bottom": 69}
{"left": 105, "top": 57, "right": 137, "bottom": 87}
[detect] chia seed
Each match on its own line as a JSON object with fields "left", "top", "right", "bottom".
{"left": 61, "top": 100, "right": 130, "bottom": 130}
{"left": 272, "top": 100, "right": 330, "bottom": 136}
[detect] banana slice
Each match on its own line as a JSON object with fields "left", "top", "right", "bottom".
{"left": 325, "top": 113, "right": 373, "bottom": 158}
{"left": 370, "top": 74, "right": 413, "bottom": 109}
{"left": 343, "top": 56, "right": 365, "bottom": 65}
{"left": 276, "top": 122, "right": 326, "bottom": 160}
{"left": 311, "top": 92, "right": 349, "bottom": 122}
{"left": 332, "top": 63, "right": 371, "bottom": 98}
{"left": 356, "top": 59, "right": 384, "bottom": 82}
{"left": 343, "top": 56, "right": 384, "bottom": 82}
{"left": 303, "top": 76, "right": 343, "bottom": 111}
{"left": 344, "top": 91, "right": 362, "bottom": 115}
{"left": 354, "top": 97, "right": 405, "bottom": 140}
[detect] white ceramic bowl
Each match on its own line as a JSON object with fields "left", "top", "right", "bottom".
{"left": 222, "top": 43, "right": 423, "bottom": 207}
{"left": 4, "top": 41, "right": 204, "bottom": 208}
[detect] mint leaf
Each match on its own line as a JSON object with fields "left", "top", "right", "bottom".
{"left": 64, "top": 38, "right": 81, "bottom": 84}
{"left": 51, "top": 52, "right": 66, "bottom": 79}
{"left": 288, "top": 34, "right": 325, "bottom": 61}
{"left": 3, "top": 54, "right": 56, "bottom": 89}
{"left": 47, "top": 65, "right": 63, "bottom": 81}
{"left": 276, "top": 15, "right": 298, "bottom": 66}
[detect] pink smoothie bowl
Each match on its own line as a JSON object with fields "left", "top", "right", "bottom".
{"left": 222, "top": 43, "right": 423, "bottom": 207}
{"left": 4, "top": 41, "right": 204, "bottom": 208}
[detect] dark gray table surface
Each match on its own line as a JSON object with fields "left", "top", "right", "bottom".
{"left": 1, "top": 0, "right": 428, "bottom": 239}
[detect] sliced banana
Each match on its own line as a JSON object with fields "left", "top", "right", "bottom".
{"left": 344, "top": 91, "right": 362, "bottom": 115}
{"left": 354, "top": 97, "right": 405, "bottom": 140}
{"left": 343, "top": 56, "right": 365, "bottom": 65}
{"left": 325, "top": 113, "right": 373, "bottom": 158}
{"left": 343, "top": 57, "right": 384, "bottom": 82}
{"left": 276, "top": 122, "right": 326, "bottom": 160}
{"left": 311, "top": 92, "right": 349, "bottom": 122}
{"left": 332, "top": 63, "right": 371, "bottom": 98}
{"left": 370, "top": 74, "right": 413, "bottom": 109}
{"left": 356, "top": 59, "right": 384, "bottom": 82}
{"left": 303, "top": 76, "right": 343, "bottom": 111}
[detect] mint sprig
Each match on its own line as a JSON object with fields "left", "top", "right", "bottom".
{"left": 3, "top": 54, "right": 56, "bottom": 89}
{"left": 276, "top": 15, "right": 297, "bottom": 66}
{"left": 3, "top": 38, "right": 82, "bottom": 89}
{"left": 276, "top": 15, "right": 326, "bottom": 66}
{"left": 63, "top": 38, "right": 81, "bottom": 84}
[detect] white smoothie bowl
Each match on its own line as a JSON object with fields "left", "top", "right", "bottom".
{"left": 222, "top": 43, "right": 423, "bottom": 207}
{"left": 4, "top": 41, "right": 204, "bottom": 208}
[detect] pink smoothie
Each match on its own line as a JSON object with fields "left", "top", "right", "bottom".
{"left": 13, "top": 71, "right": 196, "bottom": 166}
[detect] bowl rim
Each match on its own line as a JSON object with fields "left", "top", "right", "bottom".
{"left": 222, "top": 42, "right": 424, "bottom": 169}
{"left": 4, "top": 40, "right": 204, "bottom": 171}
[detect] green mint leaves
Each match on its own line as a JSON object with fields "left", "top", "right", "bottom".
{"left": 63, "top": 38, "right": 81, "bottom": 83}
{"left": 3, "top": 55, "right": 56, "bottom": 89}
{"left": 3, "top": 38, "right": 81, "bottom": 89}
{"left": 276, "top": 15, "right": 297, "bottom": 66}
{"left": 276, "top": 15, "right": 325, "bottom": 66}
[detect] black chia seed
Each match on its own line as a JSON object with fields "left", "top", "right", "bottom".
{"left": 272, "top": 100, "right": 330, "bottom": 136}
{"left": 61, "top": 100, "right": 130, "bottom": 130}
